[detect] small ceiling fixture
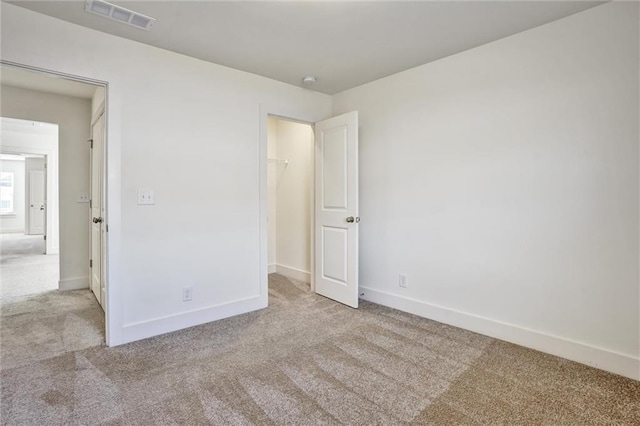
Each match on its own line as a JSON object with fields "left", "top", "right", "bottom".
{"left": 302, "top": 76, "right": 317, "bottom": 86}
{"left": 85, "top": 0, "right": 156, "bottom": 31}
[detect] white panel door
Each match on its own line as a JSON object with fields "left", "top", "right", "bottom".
{"left": 28, "top": 170, "right": 46, "bottom": 235}
{"left": 314, "top": 111, "right": 359, "bottom": 308}
{"left": 90, "top": 113, "right": 105, "bottom": 309}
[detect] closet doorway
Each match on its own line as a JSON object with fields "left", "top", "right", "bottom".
{"left": 267, "top": 117, "right": 314, "bottom": 291}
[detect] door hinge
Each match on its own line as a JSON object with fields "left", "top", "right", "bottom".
{"left": 89, "top": 199, "right": 92, "bottom": 208}
{"left": 43, "top": 235, "right": 46, "bottom": 241}
{"left": 90, "top": 259, "right": 93, "bottom": 268}
{"left": 87, "top": 138, "right": 93, "bottom": 149}
{"left": 106, "top": 224, "right": 109, "bottom": 232}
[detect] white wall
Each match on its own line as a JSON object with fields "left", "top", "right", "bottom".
{"left": 1, "top": 86, "right": 92, "bottom": 289}
{"left": 0, "top": 159, "right": 25, "bottom": 233}
{"left": 1, "top": 2, "right": 332, "bottom": 345}
{"left": 333, "top": 2, "right": 639, "bottom": 379}
{"left": 274, "top": 119, "right": 313, "bottom": 279}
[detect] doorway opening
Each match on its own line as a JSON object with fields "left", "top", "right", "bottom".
{"left": 261, "top": 109, "right": 360, "bottom": 309}
{"left": 0, "top": 141, "right": 58, "bottom": 299}
{"left": 0, "top": 62, "right": 109, "bottom": 348}
{"left": 266, "top": 116, "right": 315, "bottom": 300}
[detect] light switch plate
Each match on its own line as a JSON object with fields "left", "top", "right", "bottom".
{"left": 137, "top": 189, "right": 155, "bottom": 205}
{"left": 78, "top": 193, "right": 90, "bottom": 203}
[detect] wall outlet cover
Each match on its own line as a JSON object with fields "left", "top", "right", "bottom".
{"left": 182, "top": 286, "right": 193, "bottom": 302}
{"left": 399, "top": 274, "right": 408, "bottom": 288}
{"left": 137, "top": 189, "right": 155, "bottom": 205}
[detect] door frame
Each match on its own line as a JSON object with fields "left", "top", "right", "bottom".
{"left": 1, "top": 60, "right": 112, "bottom": 343}
{"left": 90, "top": 104, "right": 106, "bottom": 309}
{"left": 259, "top": 104, "right": 329, "bottom": 304}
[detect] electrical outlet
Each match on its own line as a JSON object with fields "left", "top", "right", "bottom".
{"left": 78, "top": 193, "right": 90, "bottom": 203}
{"left": 182, "top": 287, "right": 193, "bottom": 302}
{"left": 137, "top": 189, "right": 155, "bottom": 205}
{"left": 399, "top": 274, "right": 408, "bottom": 288}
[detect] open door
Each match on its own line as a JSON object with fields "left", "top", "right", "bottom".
{"left": 314, "top": 111, "right": 359, "bottom": 308}
{"left": 90, "top": 112, "right": 105, "bottom": 309}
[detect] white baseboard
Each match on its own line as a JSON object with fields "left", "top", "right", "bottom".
{"left": 268, "top": 263, "right": 277, "bottom": 274}
{"left": 275, "top": 264, "right": 310, "bottom": 283}
{"left": 121, "top": 295, "right": 266, "bottom": 345}
{"left": 59, "top": 277, "right": 89, "bottom": 291}
{"left": 360, "top": 286, "right": 639, "bottom": 381}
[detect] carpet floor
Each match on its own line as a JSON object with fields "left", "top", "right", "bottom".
{"left": 0, "top": 233, "right": 58, "bottom": 300}
{"left": 1, "top": 273, "right": 638, "bottom": 425}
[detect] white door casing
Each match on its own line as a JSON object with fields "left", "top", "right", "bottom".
{"left": 28, "top": 169, "right": 46, "bottom": 235}
{"left": 90, "top": 113, "right": 105, "bottom": 308}
{"left": 314, "top": 111, "right": 359, "bottom": 308}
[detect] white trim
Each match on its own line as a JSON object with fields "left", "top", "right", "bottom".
{"left": 91, "top": 100, "right": 105, "bottom": 126}
{"left": 268, "top": 263, "right": 277, "bottom": 274}
{"left": 121, "top": 295, "right": 264, "bottom": 344}
{"left": 59, "top": 276, "right": 89, "bottom": 291}
{"left": 275, "top": 264, "right": 311, "bottom": 283}
{"left": 360, "top": 286, "right": 640, "bottom": 380}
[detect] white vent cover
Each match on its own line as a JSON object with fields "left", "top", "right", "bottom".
{"left": 85, "top": 0, "right": 155, "bottom": 31}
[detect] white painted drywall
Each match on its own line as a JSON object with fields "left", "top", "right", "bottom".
{"left": 0, "top": 3, "right": 332, "bottom": 345}
{"left": 274, "top": 119, "right": 313, "bottom": 278}
{"left": 267, "top": 117, "right": 277, "bottom": 271}
{"left": 333, "top": 2, "right": 639, "bottom": 379}
{"left": 0, "top": 159, "right": 25, "bottom": 233}
{"left": 1, "top": 86, "right": 91, "bottom": 289}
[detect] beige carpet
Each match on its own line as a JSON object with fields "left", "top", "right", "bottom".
{"left": 0, "top": 233, "right": 59, "bottom": 300}
{"left": 1, "top": 274, "right": 638, "bottom": 424}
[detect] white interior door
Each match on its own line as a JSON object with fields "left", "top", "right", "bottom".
{"left": 90, "top": 113, "right": 105, "bottom": 308}
{"left": 314, "top": 111, "right": 359, "bottom": 308}
{"left": 28, "top": 170, "right": 46, "bottom": 235}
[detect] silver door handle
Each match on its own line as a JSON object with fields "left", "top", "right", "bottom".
{"left": 40, "top": 205, "right": 45, "bottom": 211}
{"left": 346, "top": 216, "right": 360, "bottom": 223}
{"left": 93, "top": 217, "right": 103, "bottom": 224}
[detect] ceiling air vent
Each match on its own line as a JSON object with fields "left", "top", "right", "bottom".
{"left": 85, "top": 0, "right": 155, "bottom": 31}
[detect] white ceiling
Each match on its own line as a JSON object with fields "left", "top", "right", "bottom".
{"left": 1, "top": 66, "right": 98, "bottom": 99}
{"left": 8, "top": 1, "right": 604, "bottom": 94}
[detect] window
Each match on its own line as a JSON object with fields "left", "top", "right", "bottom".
{"left": 0, "top": 172, "right": 15, "bottom": 214}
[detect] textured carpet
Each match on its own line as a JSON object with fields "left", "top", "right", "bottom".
{"left": 0, "top": 233, "right": 58, "bottom": 300}
{"left": 1, "top": 274, "right": 638, "bottom": 425}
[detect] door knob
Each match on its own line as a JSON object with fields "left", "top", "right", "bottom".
{"left": 93, "top": 217, "right": 103, "bottom": 224}
{"left": 346, "top": 216, "right": 354, "bottom": 223}
{"left": 40, "top": 205, "right": 45, "bottom": 211}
